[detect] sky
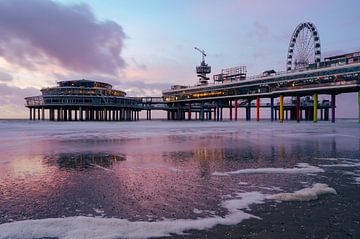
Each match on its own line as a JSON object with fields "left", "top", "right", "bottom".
{"left": 0, "top": 0, "right": 359, "bottom": 118}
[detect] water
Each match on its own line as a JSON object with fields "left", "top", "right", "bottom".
{"left": 0, "top": 119, "right": 359, "bottom": 238}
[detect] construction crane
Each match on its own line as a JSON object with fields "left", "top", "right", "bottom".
{"left": 194, "top": 47, "right": 206, "bottom": 62}
{"left": 194, "top": 47, "right": 211, "bottom": 85}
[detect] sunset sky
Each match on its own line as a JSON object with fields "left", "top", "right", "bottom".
{"left": 0, "top": 0, "right": 359, "bottom": 118}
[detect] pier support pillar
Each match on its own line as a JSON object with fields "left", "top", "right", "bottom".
{"left": 320, "top": 109, "right": 324, "bottom": 121}
{"left": 216, "top": 105, "right": 220, "bottom": 121}
{"left": 246, "top": 99, "right": 251, "bottom": 121}
{"left": 64, "top": 109, "right": 68, "bottom": 121}
{"left": 234, "top": 98, "right": 238, "bottom": 121}
{"left": 358, "top": 90, "right": 360, "bottom": 124}
{"left": 49, "top": 109, "right": 54, "bottom": 121}
{"left": 29, "top": 108, "right": 33, "bottom": 120}
{"left": 229, "top": 100, "right": 233, "bottom": 120}
{"left": 313, "top": 93, "right": 318, "bottom": 123}
{"left": 270, "top": 97, "right": 274, "bottom": 121}
{"left": 296, "top": 96, "right": 300, "bottom": 123}
{"left": 37, "top": 108, "right": 40, "bottom": 120}
{"left": 200, "top": 102, "right": 204, "bottom": 121}
{"left": 41, "top": 107, "right": 45, "bottom": 120}
{"left": 279, "top": 95, "right": 284, "bottom": 123}
{"left": 79, "top": 107, "right": 83, "bottom": 121}
{"left": 256, "top": 97, "right": 260, "bottom": 121}
{"left": 188, "top": 104, "right": 192, "bottom": 120}
{"left": 331, "top": 94, "right": 336, "bottom": 123}
{"left": 324, "top": 108, "right": 329, "bottom": 121}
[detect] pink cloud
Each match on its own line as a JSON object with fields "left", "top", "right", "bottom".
{"left": 0, "top": 0, "right": 126, "bottom": 75}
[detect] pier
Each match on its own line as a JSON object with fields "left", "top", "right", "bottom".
{"left": 25, "top": 22, "right": 360, "bottom": 123}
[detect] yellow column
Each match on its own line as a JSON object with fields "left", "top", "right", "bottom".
{"left": 280, "top": 95, "right": 284, "bottom": 123}
{"left": 313, "top": 93, "right": 318, "bottom": 123}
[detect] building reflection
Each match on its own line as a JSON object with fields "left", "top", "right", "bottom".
{"left": 193, "top": 148, "right": 226, "bottom": 161}
{"left": 46, "top": 152, "right": 126, "bottom": 170}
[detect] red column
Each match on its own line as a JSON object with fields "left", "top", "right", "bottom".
{"left": 256, "top": 97, "right": 260, "bottom": 121}
{"left": 234, "top": 98, "right": 238, "bottom": 121}
{"left": 296, "top": 96, "right": 300, "bottom": 123}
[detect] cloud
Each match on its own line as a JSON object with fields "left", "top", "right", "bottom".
{"left": 247, "top": 21, "right": 269, "bottom": 40}
{"left": 0, "top": 71, "right": 13, "bottom": 82}
{"left": 118, "top": 80, "right": 170, "bottom": 97}
{"left": 0, "top": 0, "right": 126, "bottom": 75}
{"left": 0, "top": 83, "right": 39, "bottom": 118}
{"left": 0, "top": 83, "right": 39, "bottom": 105}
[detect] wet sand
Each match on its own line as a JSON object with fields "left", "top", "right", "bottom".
{"left": 0, "top": 120, "right": 359, "bottom": 238}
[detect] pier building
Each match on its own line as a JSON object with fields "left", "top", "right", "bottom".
{"left": 25, "top": 79, "right": 142, "bottom": 121}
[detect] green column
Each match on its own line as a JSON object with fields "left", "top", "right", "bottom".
{"left": 313, "top": 93, "right": 318, "bottom": 123}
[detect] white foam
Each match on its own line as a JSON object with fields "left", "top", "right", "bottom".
{"left": 317, "top": 158, "right": 360, "bottom": 184}
{"left": 213, "top": 163, "right": 324, "bottom": 176}
{"left": 354, "top": 177, "right": 360, "bottom": 184}
{"left": 319, "top": 163, "right": 360, "bottom": 168}
{"left": 193, "top": 208, "right": 203, "bottom": 214}
{"left": 238, "top": 181, "right": 249, "bottom": 185}
{"left": 0, "top": 192, "right": 265, "bottom": 239}
{"left": 266, "top": 183, "right": 337, "bottom": 202}
{"left": 315, "top": 157, "right": 359, "bottom": 162}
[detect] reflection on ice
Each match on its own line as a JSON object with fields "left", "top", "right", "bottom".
{"left": 45, "top": 152, "right": 126, "bottom": 170}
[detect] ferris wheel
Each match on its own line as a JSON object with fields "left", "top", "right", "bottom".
{"left": 286, "top": 22, "right": 321, "bottom": 71}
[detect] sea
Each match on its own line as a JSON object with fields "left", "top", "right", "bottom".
{"left": 0, "top": 119, "right": 359, "bottom": 239}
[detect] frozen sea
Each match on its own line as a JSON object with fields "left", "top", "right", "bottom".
{"left": 0, "top": 119, "right": 359, "bottom": 239}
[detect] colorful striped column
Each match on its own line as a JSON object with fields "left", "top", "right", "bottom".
{"left": 279, "top": 95, "right": 284, "bottom": 123}
{"left": 313, "top": 93, "right": 318, "bottom": 123}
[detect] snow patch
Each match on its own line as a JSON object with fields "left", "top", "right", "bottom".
{"left": 213, "top": 163, "right": 324, "bottom": 176}
{"left": 266, "top": 183, "right": 337, "bottom": 202}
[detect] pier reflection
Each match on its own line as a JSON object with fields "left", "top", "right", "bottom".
{"left": 45, "top": 152, "right": 126, "bottom": 170}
